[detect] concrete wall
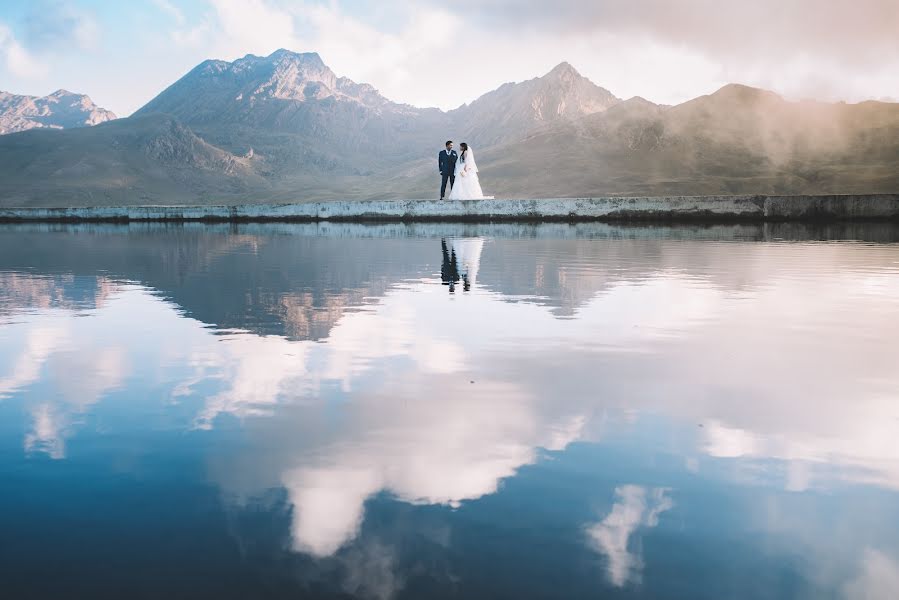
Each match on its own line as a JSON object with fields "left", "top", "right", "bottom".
{"left": 2, "top": 194, "right": 898, "bottom": 222}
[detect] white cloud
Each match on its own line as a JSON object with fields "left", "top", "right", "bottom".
{"left": 152, "top": 0, "right": 187, "bottom": 26}
{"left": 455, "top": 1, "right": 899, "bottom": 67}
{"left": 23, "top": 1, "right": 100, "bottom": 51}
{"left": 205, "top": 0, "right": 300, "bottom": 57}
{"left": 293, "top": 3, "right": 463, "bottom": 107}
{"left": 83, "top": 0, "right": 898, "bottom": 115}
{"left": 0, "top": 22, "right": 48, "bottom": 79}
{"left": 5, "top": 1, "right": 899, "bottom": 116}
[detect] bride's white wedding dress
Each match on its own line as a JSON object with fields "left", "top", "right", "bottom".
{"left": 448, "top": 149, "right": 493, "bottom": 200}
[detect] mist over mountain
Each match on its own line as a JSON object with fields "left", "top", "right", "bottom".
{"left": 0, "top": 49, "right": 896, "bottom": 206}
{"left": 476, "top": 84, "right": 899, "bottom": 197}
{"left": 0, "top": 90, "right": 116, "bottom": 135}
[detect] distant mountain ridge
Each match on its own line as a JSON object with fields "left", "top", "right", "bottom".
{"left": 0, "top": 90, "right": 116, "bottom": 135}
{"left": 0, "top": 49, "right": 897, "bottom": 206}
{"left": 450, "top": 61, "right": 621, "bottom": 147}
{"left": 139, "top": 51, "right": 406, "bottom": 117}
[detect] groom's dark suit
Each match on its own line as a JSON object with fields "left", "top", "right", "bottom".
{"left": 438, "top": 149, "right": 458, "bottom": 198}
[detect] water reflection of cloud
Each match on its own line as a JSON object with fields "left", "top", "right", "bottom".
{"left": 197, "top": 261, "right": 899, "bottom": 557}
{"left": 844, "top": 549, "right": 899, "bottom": 600}
{"left": 339, "top": 540, "right": 404, "bottom": 600}
{"left": 585, "top": 485, "right": 673, "bottom": 587}
{"left": 0, "top": 322, "right": 70, "bottom": 400}
{"left": 24, "top": 404, "right": 66, "bottom": 458}
{"left": 278, "top": 376, "right": 542, "bottom": 556}
{"left": 2, "top": 237, "right": 899, "bottom": 586}
{"left": 24, "top": 346, "right": 128, "bottom": 458}
{"left": 190, "top": 334, "right": 311, "bottom": 429}
{"left": 0, "top": 288, "right": 131, "bottom": 458}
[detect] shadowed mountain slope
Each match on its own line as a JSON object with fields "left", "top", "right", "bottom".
{"left": 0, "top": 113, "right": 261, "bottom": 206}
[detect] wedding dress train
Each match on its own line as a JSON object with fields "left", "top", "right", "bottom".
{"left": 448, "top": 149, "right": 493, "bottom": 200}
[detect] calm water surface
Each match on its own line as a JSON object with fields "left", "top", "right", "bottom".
{"left": 1, "top": 222, "right": 899, "bottom": 599}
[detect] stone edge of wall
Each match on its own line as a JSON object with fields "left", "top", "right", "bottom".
{"left": 1, "top": 194, "right": 898, "bottom": 222}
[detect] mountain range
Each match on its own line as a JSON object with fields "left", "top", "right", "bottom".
{"left": 0, "top": 49, "right": 897, "bottom": 207}
{"left": 0, "top": 90, "right": 116, "bottom": 136}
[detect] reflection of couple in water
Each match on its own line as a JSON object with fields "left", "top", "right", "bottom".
{"left": 441, "top": 238, "right": 468, "bottom": 292}
{"left": 441, "top": 237, "right": 484, "bottom": 293}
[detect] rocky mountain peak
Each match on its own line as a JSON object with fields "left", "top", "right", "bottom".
{"left": 546, "top": 61, "right": 581, "bottom": 80}
{"left": 531, "top": 62, "right": 620, "bottom": 119}
{"left": 138, "top": 49, "right": 396, "bottom": 123}
{"left": 448, "top": 61, "right": 621, "bottom": 146}
{"left": 0, "top": 89, "right": 116, "bottom": 135}
{"left": 250, "top": 51, "right": 338, "bottom": 101}
{"left": 707, "top": 83, "right": 785, "bottom": 106}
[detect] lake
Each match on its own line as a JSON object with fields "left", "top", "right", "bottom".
{"left": 1, "top": 222, "right": 898, "bottom": 599}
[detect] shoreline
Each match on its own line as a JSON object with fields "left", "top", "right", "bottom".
{"left": 2, "top": 194, "right": 899, "bottom": 223}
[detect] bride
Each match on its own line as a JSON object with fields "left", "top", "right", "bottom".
{"left": 448, "top": 143, "right": 493, "bottom": 200}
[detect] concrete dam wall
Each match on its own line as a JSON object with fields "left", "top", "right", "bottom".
{"left": 2, "top": 194, "right": 899, "bottom": 223}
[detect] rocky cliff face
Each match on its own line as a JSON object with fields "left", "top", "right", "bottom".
{"left": 0, "top": 90, "right": 116, "bottom": 135}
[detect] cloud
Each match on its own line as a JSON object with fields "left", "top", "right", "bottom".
{"left": 0, "top": 22, "right": 47, "bottom": 78}
{"left": 102, "top": 0, "right": 899, "bottom": 115}
{"left": 585, "top": 485, "right": 673, "bottom": 587}
{"left": 208, "top": 0, "right": 297, "bottom": 53}
{"left": 432, "top": 0, "right": 899, "bottom": 105}
{"left": 152, "top": 0, "right": 186, "bottom": 26}
{"left": 291, "top": 2, "right": 463, "bottom": 105}
{"left": 456, "top": 0, "right": 899, "bottom": 67}
{"left": 3, "top": 0, "right": 899, "bottom": 116}
{"left": 22, "top": 1, "right": 100, "bottom": 51}
{"left": 155, "top": 0, "right": 303, "bottom": 57}
{"left": 211, "top": 1, "right": 897, "bottom": 107}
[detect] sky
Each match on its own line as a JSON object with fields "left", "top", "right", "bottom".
{"left": 0, "top": 0, "right": 897, "bottom": 117}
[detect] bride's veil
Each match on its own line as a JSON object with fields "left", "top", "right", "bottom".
{"left": 465, "top": 146, "right": 478, "bottom": 173}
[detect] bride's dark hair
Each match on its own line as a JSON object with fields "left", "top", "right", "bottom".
{"left": 460, "top": 142, "right": 468, "bottom": 161}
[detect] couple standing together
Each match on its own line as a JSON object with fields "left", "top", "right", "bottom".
{"left": 438, "top": 141, "right": 492, "bottom": 200}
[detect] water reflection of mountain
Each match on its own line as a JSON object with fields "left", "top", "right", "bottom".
{"left": 2, "top": 222, "right": 898, "bottom": 335}
{"left": 0, "top": 225, "right": 434, "bottom": 340}
{"left": 0, "top": 272, "right": 117, "bottom": 314}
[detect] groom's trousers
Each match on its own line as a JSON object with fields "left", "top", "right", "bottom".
{"left": 440, "top": 173, "right": 455, "bottom": 198}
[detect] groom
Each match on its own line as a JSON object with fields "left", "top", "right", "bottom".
{"left": 438, "top": 140, "right": 457, "bottom": 200}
